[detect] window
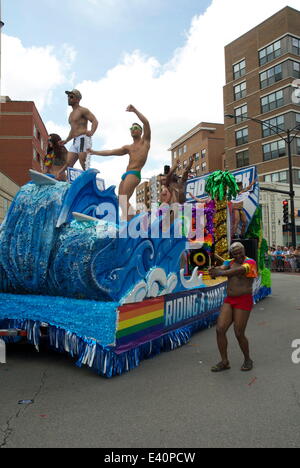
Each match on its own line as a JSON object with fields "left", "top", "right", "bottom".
{"left": 262, "top": 140, "right": 286, "bottom": 161}
{"left": 292, "top": 61, "right": 300, "bottom": 78}
{"left": 259, "top": 40, "right": 281, "bottom": 65}
{"left": 236, "top": 150, "right": 249, "bottom": 168}
{"left": 183, "top": 145, "right": 187, "bottom": 153}
{"left": 179, "top": 148, "right": 182, "bottom": 156}
{"left": 201, "top": 149, "right": 206, "bottom": 158}
{"left": 296, "top": 113, "right": 300, "bottom": 125}
{"left": 173, "top": 150, "right": 177, "bottom": 159}
{"left": 234, "top": 104, "right": 247, "bottom": 123}
{"left": 297, "top": 138, "right": 300, "bottom": 155}
{"left": 264, "top": 171, "right": 288, "bottom": 183}
{"left": 201, "top": 162, "right": 207, "bottom": 172}
{"left": 194, "top": 153, "right": 200, "bottom": 160}
{"left": 234, "top": 81, "right": 246, "bottom": 100}
{"left": 261, "top": 89, "right": 284, "bottom": 113}
{"left": 292, "top": 37, "right": 300, "bottom": 55}
{"left": 235, "top": 127, "right": 248, "bottom": 146}
{"left": 233, "top": 60, "right": 246, "bottom": 80}
{"left": 262, "top": 115, "right": 285, "bottom": 138}
{"left": 183, "top": 160, "right": 187, "bottom": 167}
{"left": 279, "top": 171, "right": 288, "bottom": 182}
{"left": 260, "top": 64, "right": 282, "bottom": 88}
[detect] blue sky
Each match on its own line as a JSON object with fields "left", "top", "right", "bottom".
{"left": 3, "top": 0, "right": 211, "bottom": 81}
{"left": 2, "top": 0, "right": 300, "bottom": 188}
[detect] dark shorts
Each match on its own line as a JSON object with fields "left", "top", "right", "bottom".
{"left": 224, "top": 294, "right": 253, "bottom": 312}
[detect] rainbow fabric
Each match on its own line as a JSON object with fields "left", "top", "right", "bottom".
{"left": 116, "top": 297, "right": 165, "bottom": 353}
{"left": 223, "top": 257, "right": 258, "bottom": 278}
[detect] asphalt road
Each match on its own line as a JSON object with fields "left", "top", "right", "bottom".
{"left": 0, "top": 274, "right": 300, "bottom": 449}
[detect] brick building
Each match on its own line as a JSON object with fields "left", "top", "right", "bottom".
{"left": 224, "top": 6, "right": 300, "bottom": 185}
{"left": 0, "top": 97, "right": 48, "bottom": 186}
{"left": 136, "top": 181, "right": 150, "bottom": 210}
{"left": 169, "top": 122, "right": 225, "bottom": 177}
{"left": 136, "top": 175, "right": 166, "bottom": 210}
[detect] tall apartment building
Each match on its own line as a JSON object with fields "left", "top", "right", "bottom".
{"left": 136, "top": 181, "right": 150, "bottom": 210}
{"left": 224, "top": 6, "right": 300, "bottom": 185}
{"left": 136, "top": 175, "right": 166, "bottom": 210}
{"left": 0, "top": 97, "right": 48, "bottom": 186}
{"left": 169, "top": 122, "right": 225, "bottom": 178}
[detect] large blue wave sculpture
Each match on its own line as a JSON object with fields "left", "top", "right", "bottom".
{"left": 0, "top": 170, "right": 186, "bottom": 302}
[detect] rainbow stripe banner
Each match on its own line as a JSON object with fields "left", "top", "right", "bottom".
{"left": 116, "top": 297, "right": 165, "bottom": 353}
{"left": 115, "top": 283, "right": 227, "bottom": 354}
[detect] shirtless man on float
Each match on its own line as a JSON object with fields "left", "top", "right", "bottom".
{"left": 165, "top": 156, "right": 195, "bottom": 204}
{"left": 56, "top": 89, "right": 98, "bottom": 180}
{"left": 89, "top": 104, "right": 151, "bottom": 220}
{"left": 209, "top": 242, "right": 258, "bottom": 373}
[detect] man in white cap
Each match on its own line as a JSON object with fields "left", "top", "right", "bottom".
{"left": 56, "top": 89, "right": 98, "bottom": 180}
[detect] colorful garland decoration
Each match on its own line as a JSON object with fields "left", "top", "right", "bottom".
{"left": 205, "top": 172, "right": 238, "bottom": 259}
{"left": 214, "top": 200, "right": 229, "bottom": 259}
{"left": 44, "top": 151, "right": 55, "bottom": 168}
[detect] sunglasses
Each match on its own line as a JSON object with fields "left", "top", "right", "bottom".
{"left": 130, "top": 126, "right": 142, "bottom": 131}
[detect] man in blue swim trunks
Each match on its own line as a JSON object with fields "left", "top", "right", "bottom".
{"left": 89, "top": 104, "right": 151, "bottom": 220}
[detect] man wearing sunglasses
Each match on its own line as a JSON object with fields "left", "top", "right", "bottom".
{"left": 89, "top": 104, "right": 151, "bottom": 221}
{"left": 56, "top": 89, "right": 98, "bottom": 180}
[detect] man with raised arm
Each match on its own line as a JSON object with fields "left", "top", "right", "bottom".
{"left": 89, "top": 105, "right": 151, "bottom": 220}
{"left": 56, "top": 89, "right": 98, "bottom": 180}
{"left": 208, "top": 242, "right": 258, "bottom": 373}
{"left": 166, "top": 155, "right": 195, "bottom": 204}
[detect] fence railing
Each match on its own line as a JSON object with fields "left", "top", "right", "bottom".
{"left": 266, "top": 255, "right": 300, "bottom": 273}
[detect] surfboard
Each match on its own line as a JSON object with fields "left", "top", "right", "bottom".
{"left": 29, "top": 170, "right": 58, "bottom": 186}
{"left": 72, "top": 212, "right": 99, "bottom": 222}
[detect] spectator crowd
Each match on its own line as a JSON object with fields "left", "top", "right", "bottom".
{"left": 267, "top": 245, "right": 300, "bottom": 272}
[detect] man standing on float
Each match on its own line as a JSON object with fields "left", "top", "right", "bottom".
{"left": 56, "top": 89, "right": 98, "bottom": 180}
{"left": 89, "top": 104, "right": 151, "bottom": 221}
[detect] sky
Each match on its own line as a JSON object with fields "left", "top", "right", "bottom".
{"left": 1, "top": 0, "right": 300, "bottom": 189}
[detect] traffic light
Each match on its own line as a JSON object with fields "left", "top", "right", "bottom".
{"left": 283, "top": 200, "right": 289, "bottom": 224}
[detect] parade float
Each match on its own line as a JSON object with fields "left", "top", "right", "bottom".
{"left": 0, "top": 166, "right": 271, "bottom": 377}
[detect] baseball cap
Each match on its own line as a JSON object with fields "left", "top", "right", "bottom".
{"left": 65, "top": 89, "right": 82, "bottom": 100}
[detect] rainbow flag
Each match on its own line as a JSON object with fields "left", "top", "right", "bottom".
{"left": 116, "top": 297, "right": 165, "bottom": 353}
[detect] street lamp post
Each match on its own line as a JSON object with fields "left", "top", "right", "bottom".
{"left": 225, "top": 113, "right": 300, "bottom": 247}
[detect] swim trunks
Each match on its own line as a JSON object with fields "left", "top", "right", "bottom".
{"left": 121, "top": 170, "right": 141, "bottom": 182}
{"left": 224, "top": 294, "right": 253, "bottom": 311}
{"left": 69, "top": 134, "right": 92, "bottom": 154}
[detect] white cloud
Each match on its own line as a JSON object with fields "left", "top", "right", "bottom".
{"left": 73, "top": 0, "right": 300, "bottom": 190}
{"left": 1, "top": 34, "right": 76, "bottom": 111}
